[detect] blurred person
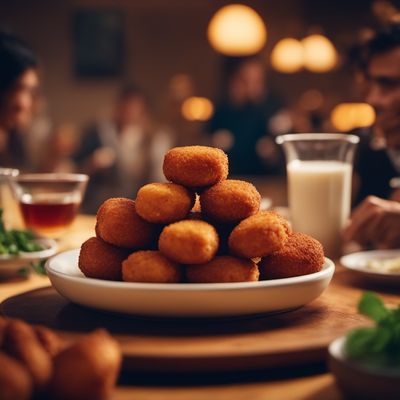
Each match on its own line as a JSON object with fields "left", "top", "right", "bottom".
{"left": 0, "top": 30, "right": 38, "bottom": 169}
{"left": 24, "top": 95, "right": 52, "bottom": 171}
{"left": 207, "top": 56, "right": 286, "bottom": 175}
{"left": 351, "top": 24, "right": 400, "bottom": 204}
{"left": 73, "top": 85, "right": 172, "bottom": 213}
{"left": 345, "top": 23, "right": 400, "bottom": 249}
{"left": 40, "top": 122, "right": 79, "bottom": 173}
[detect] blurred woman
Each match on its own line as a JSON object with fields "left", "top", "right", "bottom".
{"left": 0, "top": 30, "right": 38, "bottom": 169}
{"left": 73, "top": 85, "right": 173, "bottom": 213}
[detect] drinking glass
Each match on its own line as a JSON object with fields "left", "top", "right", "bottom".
{"left": 276, "top": 133, "right": 359, "bottom": 258}
{"left": 9, "top": 173, "right": 88, "bottom": 238}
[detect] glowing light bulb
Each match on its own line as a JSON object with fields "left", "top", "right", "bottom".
{"left": 271, "top": 38, "right": 304, "bottom": 73}
{"left": 302, "top": 34, "right": 337, "bottom": 73}
{"left": 331, "top": 103, "right": 375, "bottom": 132}
{"left": 207, "top": 4, "right": 267, "bottom": 56}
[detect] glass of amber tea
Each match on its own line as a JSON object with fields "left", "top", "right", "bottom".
{"left": 10, "top": 173, "right": 88, "bottom": 238}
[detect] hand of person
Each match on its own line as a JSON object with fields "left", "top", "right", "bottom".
{"left": 343, "top": 196, "right": 400, "bottom": 249}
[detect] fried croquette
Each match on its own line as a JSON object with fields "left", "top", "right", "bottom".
{"left": 186, "top": 256, "right": 259, "bottom": 283}
{"left": 48, "top": 329, "right": 121, "bottom": 400}
{"left": 0, "top": 352, "right": 32, "bottom": 400}
{"left": 228, "top": 211, "right": 291, "bottom": 258}
{"left": 200, "top": 179, "right": 261, "bottom": 223}
{"left": 96, "top": 198, "right": 155, "bottom": 248}
{"left": 260, "top": 232, "right": 325, "bottom": 280}
{"left": 135, "top": 183, "right": 195, "bottom": 224}
{"left": 79, "top": 237, "right": 130, "bottom": 281}
{"left": 2, "top": 319, "right": 53, "bottom": 389}
{"left": 159, "top": 220, "right": 219, "bottom": 264}
{"left": 122, "top": 250, "right": 182, "bottom": 283}
{"left": 163, "top": 146, "right": 228, "bottom": 188}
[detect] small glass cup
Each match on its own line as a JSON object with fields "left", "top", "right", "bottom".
{"left": 9, "top": 173, "right": 88, "bottom": 238}
{"left": 276, "top": 133, "right": 359, "bottom": 258}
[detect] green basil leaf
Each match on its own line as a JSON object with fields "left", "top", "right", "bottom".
{"left": 359, "top": 292, "right": 389, "bottom": 322}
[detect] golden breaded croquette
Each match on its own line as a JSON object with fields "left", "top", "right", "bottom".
{"left": 135, "top": 183, "right": 195, "bottom": 224}
{"left": 2, "top": 319, "right": 53, "bottom": 390}
{"left": 48, "top": 329, "right": 121, "bottom": 400}
{"left": 260, "top": 232, "right": 325, "bottom": 280}
{"left": 228, "top": 211, "right": 291, "bottom": 258}
{"left": 200, "top": 179, "right": 261, "bottom": 223}
{"left": 186, "top": 256, "right": 259, "bottom": 283}
{"left": 79, "top": 237, "right": 130, "bottom": 281}
{"left": 163, "top": 146, "right": 228, "bottom": 188}
{"left": 0, "top": 352, "right": 32, "bottom": 400}
{"left": 96, "top": 198, "right": 155, "bottom": 248}
{"left": 122, "top": 250, "right": 182, "bottom": 283}
{"left": 159, "top": 220, "right": 219, "bottom": 264}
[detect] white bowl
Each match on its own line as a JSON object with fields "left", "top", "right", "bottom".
{"left": 0, "top": 238, "right": 58, "bottom": 277}
{"left": 46, "top": 249, "right": 335, "bottom": 318}
{"left": 329, "top": 336, "right": 400, "bottom": 399}
{"left": 340, "top": 249, "right": 400, "bottom": 285}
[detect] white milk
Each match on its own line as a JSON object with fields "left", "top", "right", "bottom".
{"left": 287, "top": 160, "right": 352, "bottom": 257}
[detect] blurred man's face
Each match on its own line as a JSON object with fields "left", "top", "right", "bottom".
{"left": 116, "top": 96, "right": 147, "bottom": 126}
{"left": 0, "top": 68, "right": 39, "bottom": 130}
{"left": 240, "top": 61, "right": 265, "bottom": 102}
{"left": 365, "top": 47, "right": 400, "bottom": 147}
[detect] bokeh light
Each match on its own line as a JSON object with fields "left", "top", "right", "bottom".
{"left": 270, "top": 38, "right": 304, "bottom": 73}
{"left": 207, "top": 4, "right": 267, "bottom": 56}
{"left": 331, "top": 103, "right": 375, "bottom": 131}
{"left": 181, "top": 97, "right": 214, "bottom": 121}
{"left": 302, "top": 34, "right": 337, "bottom": 72}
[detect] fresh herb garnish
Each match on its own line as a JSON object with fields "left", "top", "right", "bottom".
{"left": 0, "top": 208, "right": 44, "bottom": 255}
{"left": 345, "top": 292, "right": 400, "bottom": 365}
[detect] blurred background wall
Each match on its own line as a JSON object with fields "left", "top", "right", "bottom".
{"left": 0, "top": 0, "right": 384, "bottom": 126}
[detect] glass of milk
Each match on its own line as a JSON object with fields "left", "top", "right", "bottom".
{"left": 276, "top": 133, "right": 359, "bottom": 258}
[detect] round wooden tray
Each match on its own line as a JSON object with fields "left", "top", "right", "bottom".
{"left": 1, "top": 268, "right": 398, "bottom": 373}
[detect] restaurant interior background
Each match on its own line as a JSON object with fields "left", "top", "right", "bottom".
{"left": 1, "top": 0, "right": 399, "bottom": 212}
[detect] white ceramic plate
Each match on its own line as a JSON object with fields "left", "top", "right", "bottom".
{"left": 46, "top": 249, "right": 335, "bottom": 318}
{"left": 340, "top": 249, "right": 400, "bottom": 285}
{"left": 0, "top": 238, "right": 58, "bottom": 277}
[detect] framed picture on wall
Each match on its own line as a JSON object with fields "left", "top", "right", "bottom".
{"left": 73, "top": 9, "right": 123, "bottom": 77}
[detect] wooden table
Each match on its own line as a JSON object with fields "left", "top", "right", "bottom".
{"left": 1, "top": 214, "right": 399, "bottom": 400}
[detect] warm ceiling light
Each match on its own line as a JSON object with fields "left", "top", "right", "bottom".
{"left": 207, "top": 4, "right": 267, "bottom": 56}
{"left": 181, "top": 97, "right": 214, "bottom": 121}
{"left": 302, "top": 34, "right": 337, "bottom": 73}
{"left": 331, "top": 103, "right": 375, "bottom": 132}
{"left": 271, "top": 38, "right": 304, "bottom": 73}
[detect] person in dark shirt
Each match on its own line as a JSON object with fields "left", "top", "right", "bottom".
{"left": 345, "top": 24, "right": 400, "bottom": 249}
{"left": 353, "top": 127, "right": 398, "bottom": 205}
{"left": 0, "top": 30, "right": 38, "bottom": 169}
{"left": 208, "top": 57, "right": 285, "bottom": 175}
